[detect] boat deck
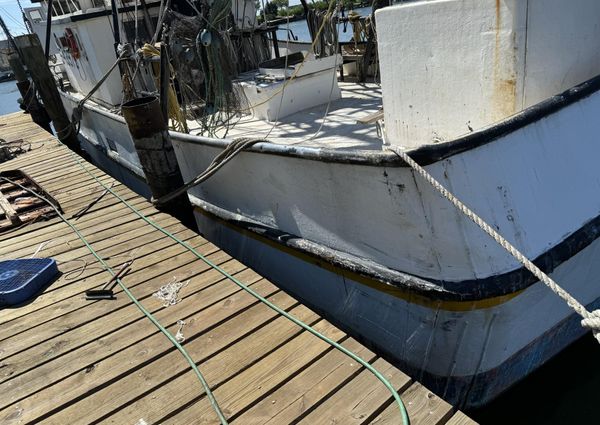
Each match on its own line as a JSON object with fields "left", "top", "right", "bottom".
{"left": 199, "top": 82, "right": 384, "bottom": 149}
{"left": 0, "top": 112, "right": 476, "bottom": 425}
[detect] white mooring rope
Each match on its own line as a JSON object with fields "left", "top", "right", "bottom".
{"left": 152, "top": 277, "right": 190, "bottom": 307}
{"left": 387, "top": 145, "right": 600, "bottom": 343}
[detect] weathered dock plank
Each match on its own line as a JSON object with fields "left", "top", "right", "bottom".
{"left": 0, "top": 111, "right": 477, "bottom": 424}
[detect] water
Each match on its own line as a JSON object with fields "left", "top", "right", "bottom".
{"left": 469, "top": 333, "right": 600, "bottom": 424}
{"left": 0, "top": 81, "right": 22, "bottom": 116}
{"left": 276, "top": 6, "right": 372, "bottom": 43}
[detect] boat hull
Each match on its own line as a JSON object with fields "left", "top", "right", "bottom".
{"left": 60, "top": 91, "right": 152, "bottom": 199}
{"left": 58, "top": 75, "right": 600, "bottom": 408}
{"left": 191, "top": 199, "right": 600, "bottom": 408}
{"left": 170, "top": 81, "right": 600, "bottom": 287}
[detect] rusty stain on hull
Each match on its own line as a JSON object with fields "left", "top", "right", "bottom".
{"left": 492, "top": 0, "right": 518, "bottom": 120}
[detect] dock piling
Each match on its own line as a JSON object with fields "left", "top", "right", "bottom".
{"left": 7, "top": 51, "right": 52, "bottom": 133}
{"left": 121, "top": 96, "right": 192, "bottom": 219}
{"left": 13, "top": 34, "right": 80, "bottom": 153}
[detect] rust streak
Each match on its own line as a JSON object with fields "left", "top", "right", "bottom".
{"left": 491, "top": 0, "right": 516, "bottom": 118}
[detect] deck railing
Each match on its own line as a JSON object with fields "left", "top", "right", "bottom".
{"left": 50, "top": 0, "right": 83, "bottom": 17}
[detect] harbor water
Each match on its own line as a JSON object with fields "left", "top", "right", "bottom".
{"left": 0, "top": 81, "right": 21, "bottom": 116}
{"left": 469, "top": 333, "right": 599, "bottom": 424}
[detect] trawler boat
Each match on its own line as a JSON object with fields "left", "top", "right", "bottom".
{"left": 22, "top": 0, "right": 600, "bottom": 408}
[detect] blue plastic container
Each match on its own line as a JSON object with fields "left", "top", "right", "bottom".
{"left": 0, "top": 259, "right": 58, "bottom": 306}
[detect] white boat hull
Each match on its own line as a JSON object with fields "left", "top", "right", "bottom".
{"left": 191, "top": 197, "right": 600, "bottom": 407}
{"left": 172, "top": 86, "right": 600, "bottom": 284}
{"left": 59, "top": 74, "right": 600, "bottom": 407}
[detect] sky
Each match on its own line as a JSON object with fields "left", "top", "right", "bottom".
{"left": 0, "top": 0, "right": 36, "bottom": 39}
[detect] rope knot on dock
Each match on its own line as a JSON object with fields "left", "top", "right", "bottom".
{"left": 581, "top": 310, "right": 600, "bottom": 342}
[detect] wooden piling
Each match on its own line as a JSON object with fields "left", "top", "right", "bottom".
{"left": 13, "top": 34, "right": 80, "bottom": 153}
{"left": 7, "top": 52, "right": 53, "bottom": 134}
{"left": 121, "top": 96, "right": 193, "bottom": 221}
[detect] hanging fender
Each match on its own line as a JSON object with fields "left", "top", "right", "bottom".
{"left": 64, "top": 28, "right": 81, "bottom": 60}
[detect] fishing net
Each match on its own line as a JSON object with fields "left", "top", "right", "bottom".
{"left": 165, "top": 1, "right": 270, "bottom": 137}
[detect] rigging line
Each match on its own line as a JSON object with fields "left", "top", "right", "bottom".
{"left": 134, "top": 0, "right": 139, "bottom": 46}
{"left": 259, "top": 0, "right": 267, "bottom": 29}
{"left": 58, "top": 140, "right": 411, "bottom": 425}
{"left": 262, "top": 0, "right": 292, "bottom": 139}
{"left": 235, "top": 0, "right": 338, "bottom": 114}
{"left": 259, "top": 1, "right": 340, "bottom": 143}
{"left": 16, "top": 0, "right": 26, "bottom": 16}
{"left": 103, "top": 3, "right": 115, "bottom": 35}
{"left": 0, "top": 176, "right": 229, "bottom": 425}
{"left": 0, "top": 7, "right": 28, "bottom": 32}
{"left": 44, "top": 0, "right": 54, "bottom": 58}
{"left": 302, "top": 6, "right": 341, "bottom": 142}
{"left": 151, "top": 0, "right": 170, "bottom": 45}
{"left": 184, "top": 0, "right": 201, "bottom": 15}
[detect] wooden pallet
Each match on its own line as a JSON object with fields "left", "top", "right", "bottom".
{"left": 0, "top": 169, "right": 60, "bottom": 233}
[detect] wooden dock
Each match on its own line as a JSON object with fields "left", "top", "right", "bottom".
{"left": 0, "top": 112, "right": 477, "bottom": 425}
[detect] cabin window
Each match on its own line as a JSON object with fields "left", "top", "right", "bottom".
{"left": 28, "top": 10, "right": 43, "bottom": 23}
{"left": 49, "top": 0, "right": 82, "bottom": 17}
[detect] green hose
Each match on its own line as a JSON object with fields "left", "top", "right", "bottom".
{"left": 63, "top": 148, "right": 411, "bottom": 425}
{"left": 0, "top": 177, "right": 229, "bottom": 425}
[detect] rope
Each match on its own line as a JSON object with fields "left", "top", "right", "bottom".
{"left": 237, "top": 0, "right": 339, "bottom": 114}
{"left": 175, "top": 319, "right": 186, "bottom": 343}
{"left": 30, "top": 240, "right": 55, "bottom": 258}
{"left": 264, "top": 2, "right": 341, "bottom": 141}
{"left": 153, "top": 277, "right": 190, "bottom": 307}
{"left": 71, "top": 53, "right": 125, "bottom": 135}
{"left": 153, "top": 137, "right": 265, "bottom": 206}
{"left": 140, "top": 43, "right": 188, "bottom": 132}
{"left": 0, "top": 176, "right": 229, "bottom": 425}
{"left": 387, "top": 145, "right": 600, "bottom": 343}
{"left": 151, "top": 0, "right": 171, "bottom": 45}
{"left": 60, "top": 142, "right": 410, "bottom": 424}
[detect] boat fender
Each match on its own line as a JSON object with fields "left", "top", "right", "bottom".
{"left": 65, "top": 28, "right": 81, "bottom": 60}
